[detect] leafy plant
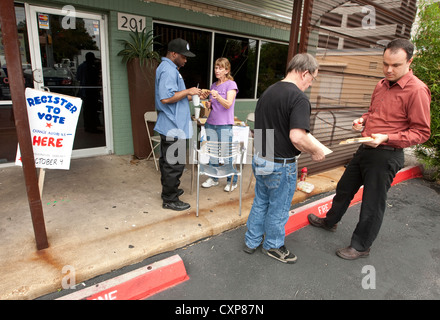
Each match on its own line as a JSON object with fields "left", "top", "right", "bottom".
{"left": 411, "top": 0, "right": 440, "bottom": 181}
{"left": 117, "top": 28, "right": 161, "bottom": 67}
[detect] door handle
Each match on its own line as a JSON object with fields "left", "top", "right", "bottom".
{"left": 32, "top": 69, "right": 43, "bottom": 83}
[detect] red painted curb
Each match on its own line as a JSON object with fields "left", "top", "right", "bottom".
{"left": 56, "top": 166, "right": 422, "bottom": 300}
{"left": 285, "top": 165, "right": 422, "bottom": 236}
{"left": 391, "top": 165, "right": 422, "bottom": 186}
{"left": 57, "top": 254, "right": 189, "bottom": 300}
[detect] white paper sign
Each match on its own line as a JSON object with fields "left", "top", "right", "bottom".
{"left": 15, "top": 88, "right": 82, "bottom": 170}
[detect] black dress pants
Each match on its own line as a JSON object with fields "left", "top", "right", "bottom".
{"left": 159, "top": 134, "right": 186, "bottom": 203}
{"left": 324, "top": 145, "right": 404, "bottom": 251}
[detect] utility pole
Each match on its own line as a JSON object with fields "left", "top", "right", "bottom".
{"left": 0, "top": 0, "right": 48, "bottom": 250}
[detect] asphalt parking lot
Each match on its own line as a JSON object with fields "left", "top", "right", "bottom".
{"left": 146, "top": 178, "right": 440, "bottom": 301}
{"left": 40, "top": 177, "right": 440, "bottom": 308}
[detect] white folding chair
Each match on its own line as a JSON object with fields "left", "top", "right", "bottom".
{"left": 196, "top": 141, "right": 245, "bottom": 217}
{"left": 144, "top": 111, "right": 160, "bottom": 171}
{"left": 245, "top": 112, "right": 255, "bottom": 192}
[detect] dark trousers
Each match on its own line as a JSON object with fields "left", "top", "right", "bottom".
{"left": 159, "top": 135, "right": 186, "bottom": 203}
{"left": 324, "top": 145, "right": 404, "bottom": 251}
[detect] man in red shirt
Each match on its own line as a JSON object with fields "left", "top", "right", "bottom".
{"left": 308, "top": 38, "right": 431, "bottom": 260}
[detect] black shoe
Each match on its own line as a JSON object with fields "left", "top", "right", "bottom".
{"left": 243, "top": 237, "right": 264, "bottom": 254}
{"left": 307, "top": 214, "right": 337, "bottom": 232}
{"left": 262, "top": 245, "right": 297, "bottom": 264}
{"left": 243, "top": 244, "right": 257, "bottom": 254}
{"left": 163, "top": 200, "right": 190, "bottom": 211}
{"left": 336, "top": 246, "right": 370, "bottom": 260}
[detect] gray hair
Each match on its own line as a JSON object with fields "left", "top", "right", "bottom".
{"left": 286, "top": 53, "right": 319, "bottom": 75}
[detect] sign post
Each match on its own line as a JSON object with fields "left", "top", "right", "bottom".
{"left": 16, "top": 88, "right": 83, "bottom": 171}
{"left": 0, "top": 1, "right": 48, "bottom": 250}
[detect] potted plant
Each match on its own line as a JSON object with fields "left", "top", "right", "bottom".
{"left": 118, "top": 28, "right": 161, "bottom": 159}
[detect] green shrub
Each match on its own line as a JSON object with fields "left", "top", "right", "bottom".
{"left": 411, "top": 0, "right": 440, "bottom": 181}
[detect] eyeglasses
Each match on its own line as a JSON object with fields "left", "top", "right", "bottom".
{"left": 308, "top": 71, "right": 317, "bottom": 82}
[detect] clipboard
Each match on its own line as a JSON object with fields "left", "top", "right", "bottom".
{"left": 339, "top": 137, "right": 374, "bottom": 144}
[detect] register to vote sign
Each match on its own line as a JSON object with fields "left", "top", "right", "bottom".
{"left": 15, "top": 88, "right": 82, "bottom": 170}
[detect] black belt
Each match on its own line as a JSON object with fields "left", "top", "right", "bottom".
{"left": 362, "top": 145, "right": 401, "bottom": 151}
{"left": 273, "top": 158, "right": 296, "bottom": 164}
{"left": 256, "top": 153, "right": 298, "bottom": 164}
{"left": 265, "top": 157, "right": 297, "bottom": 164}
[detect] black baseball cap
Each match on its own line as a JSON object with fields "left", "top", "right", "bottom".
{"left": 167, "top": 38, "right": 196, "bottom": 57}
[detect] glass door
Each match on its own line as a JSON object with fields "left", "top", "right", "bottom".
{"left": 0, "top": 4, "right": 30, "bottom": 164}
{"left": 26, "top": 5, "right": 112, "bottom": 157}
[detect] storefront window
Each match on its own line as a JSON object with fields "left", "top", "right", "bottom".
{"left": 153, "top": 24, "right": 211, "bottom": 90}
{"left": 154, "top": 22, "right": 286, "bottom": 99}
{"left": 0, "top": 5, "right": 32, "bottom": 101}
{"left": 213, "top": 34, "right": 257, "bottom": 99}
{"left": 0, "top": 4, "right": 31, "bottom": 163}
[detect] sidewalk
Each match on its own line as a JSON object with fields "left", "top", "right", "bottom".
{"left": 0, "top": 155, "right": 344, "bottom": 300}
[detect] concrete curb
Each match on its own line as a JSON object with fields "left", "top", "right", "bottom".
{"left": 285, "top": 165, "right": 422, "bottom": 236}
{"left": 54, "top": 165, "right": 422, "bottom": 300}
{"left": 56, "top": 254, "right": 189, "bottom": 300}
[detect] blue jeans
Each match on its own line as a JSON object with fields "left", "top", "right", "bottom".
{"left": 245, "top": 154, "right": 297, "bottom": 250}
{"left": 204, "top": 123, "right": 237, "bottom": 184}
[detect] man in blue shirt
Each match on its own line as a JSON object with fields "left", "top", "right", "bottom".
{"left": 155, "top": 38, "right": 201, "bottom": 211}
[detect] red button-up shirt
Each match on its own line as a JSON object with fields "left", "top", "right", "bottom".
{"left": 361, "top": 70, "right": 431, "bottom": 149}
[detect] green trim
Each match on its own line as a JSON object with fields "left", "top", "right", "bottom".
{"left": 26, "top": 0, "right": 287, "bottom": 155}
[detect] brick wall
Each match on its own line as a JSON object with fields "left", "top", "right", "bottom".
{"left": 145, "top": 0, "right": 291, "bottom": 31}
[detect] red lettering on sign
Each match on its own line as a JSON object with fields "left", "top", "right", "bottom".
{"left": 32, "top": 135, "right": 63, "bottom": 148}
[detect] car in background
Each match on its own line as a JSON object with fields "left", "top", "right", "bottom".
{"left": 23, "top": 66, "right": 78, "bottom": 97}
{"left": 42, "top": 67, "right": 78, "bottom": 96}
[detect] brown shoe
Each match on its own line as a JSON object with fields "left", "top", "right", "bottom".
{"left": 336, "top": 246, "right": 370, "bottom": 260}
{"left": 307, "top": 214, "right": 337, "bottom": 232}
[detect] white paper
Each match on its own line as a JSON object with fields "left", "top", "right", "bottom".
{"left": 15, "top": 88, "right": 82, "bottom": 170}
{"left": 308, "top": 133, "right": 333, "bottom": 155}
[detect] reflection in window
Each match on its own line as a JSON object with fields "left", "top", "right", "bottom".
{"left": 257, "top": 41, "right": 288, "bottom": 97}
{"left": 153, "top": 23, "right": 211, "bottom": 90}
{"left": 0, "top": 5, "right": 31, "bottom": 101}
{"left": 153, "top": 23, "right": 289, "bottom": 99}
{"left": 0, "top": 4, "right": 31, "bottom": 163}
{"left": 214, "top": 34, "right": 257, "bottom": 99}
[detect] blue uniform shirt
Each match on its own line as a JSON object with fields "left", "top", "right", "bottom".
{"left": 154, "top": 57, "right": 193, "bottom": 139}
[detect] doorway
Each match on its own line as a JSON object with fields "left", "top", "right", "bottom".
{"left": 26, "top": 4, "right": 112, "bottom": 157}
{"left": 0, "top": 4, "right": 112, "bottom": 165}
